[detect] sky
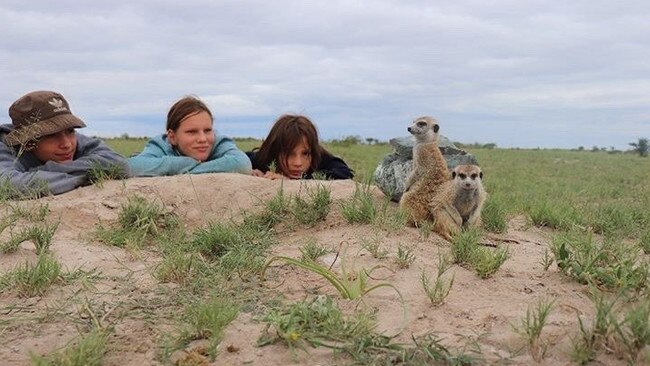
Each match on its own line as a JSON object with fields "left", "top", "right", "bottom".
{"left": 1, "top": 0, "right": 649, "bottom": 149}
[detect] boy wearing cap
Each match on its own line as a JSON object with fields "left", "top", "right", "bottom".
{"left": 0, "top": 90, "right": 129, "bottom": 196}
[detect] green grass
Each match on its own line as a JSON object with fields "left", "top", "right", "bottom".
{"left": 551, "top": 229, "right": 648, "bottom": 291}
{"left": 420, "top": 254, "right": 454, "bottom": 306}
{"left": 0, "top": 254, "right": 62, "bottom": 297}
{"left": 513, "top": 299, "right": 555, "bottom": 362}
{"left": 95, "top": 195, "right": 179, "bottom": 248}
{"left": 31, "top": 330, "right": 108, "bottom": 366}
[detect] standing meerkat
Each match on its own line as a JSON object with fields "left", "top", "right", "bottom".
{"left": 399, "top": 116, "right": 450, "bottom": 226}
{"left": 430, "top": 164, "right": 487, "bottom": 240}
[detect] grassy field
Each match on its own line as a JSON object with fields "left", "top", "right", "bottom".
{"left": 106, "top": 137, "right": 650, "bottom": 240}
{"left": 4, "top": 138, "right": 643, "bottom": 364}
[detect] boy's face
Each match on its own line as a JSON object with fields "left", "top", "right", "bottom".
{"left": 32, "top": 128, "right": 78, "bottom": 163}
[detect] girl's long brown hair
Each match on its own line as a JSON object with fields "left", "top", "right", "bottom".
{"left": 255, "top": 114, "right": 327, "bottom": 175}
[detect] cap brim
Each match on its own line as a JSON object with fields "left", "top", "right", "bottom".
{"left": 4, "top": 114, "right": 86, "bottom": 146}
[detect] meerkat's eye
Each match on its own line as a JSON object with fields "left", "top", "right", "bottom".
{"left": 416, "top": 121, "right": 426, "bottom": 127}
{"left": 458, "top": 173, "right": 467, "bottom": 179}
{"left": 433, "top": 124, "right": 439, "bottom": 133}
{"left": 470, "top": 173, "right": 478, "bottom": 179}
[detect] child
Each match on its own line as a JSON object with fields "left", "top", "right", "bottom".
{"left": 246, "top": 114, "right": 353, "bottom": 180}
{"left": 129, "top": 96, "right": 251, "bottom": 176}
{"left": 0, "top": 90, "right": 128, "bottom": 196}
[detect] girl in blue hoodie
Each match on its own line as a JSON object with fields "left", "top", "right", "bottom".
{"left": 128, "top": 96, "right": 251, "bottom": 176}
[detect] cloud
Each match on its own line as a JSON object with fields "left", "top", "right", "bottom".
{"left": 1, "top": 0, "right": 649, "bottom": 149}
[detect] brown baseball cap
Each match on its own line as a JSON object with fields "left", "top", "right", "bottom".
{"left": 5, "top": 90, "right": 87, "bottom": 146}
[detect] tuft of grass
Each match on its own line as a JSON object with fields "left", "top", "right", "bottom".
{"left": 571, "top": 290, "right": 619, "bottom": 364}
{"left": 291, "top": 183, "right": 331, "bottom": 226}
{"left": 340, "top": 182, "right": 378, "bottom": 224}
{"left": 394, "top": 245, "right": 416, "bottom": 269}
{"left": 528, "top": 202, "right": 582, "bottom": 231}
{"left": 1, "top": 254, "right": 62, "bottom": 297}
{"left": 640, "top": 229, "right": 650, "bottom": 254}
{"left": 513, "top": 299, "right": 555, "bottom": 362}
{"left": 155, "top": 251, "right": 203, "bottom": 285}
{"left": 31, "top": 329, "right": 109, "bottom": 366}
{"left": 95, "top": 195, "right": 179, "bottom": 248}
{"left": 481, "top": 197, "right": 507, "bottom": 233}
{"left": 176, "top": 295, "right": 239, "bottom": 359}
{"left": 299, "top": 238, "right": 330, "bottom": 262}
{"left": 613, "top": 299, "right": 650, "bottom": 363}
{"left": 87, "top": 162, "right": 128, "bottom": 188}
{"left": 450, "top": 228, "right": 481, "bottom": 265}
{"left": 191, "top": 218, "right": 275, "bottom": 277}
{"left": 541, "top": 249, "right": 554, "bottom": 271}
{"left": 420, "top": 254, "right": 454, "bottom": 306}
{"left": 360, "top": 235, "right": 389, "bottom": 260}
{"left": 472, "top": 246, "right": 509, "bottom": 279}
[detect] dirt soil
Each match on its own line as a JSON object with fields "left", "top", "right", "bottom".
{"left": 0, "top": 173, "right": 630, "bottom": 365}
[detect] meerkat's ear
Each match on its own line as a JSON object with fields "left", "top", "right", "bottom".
{"left": 433, "top": 124, "right": 440, "bottom": 133}
{"left": 451, "top": 171, "right": 456, "bottom": 178}
{"left": 479, "top": 171, "right": 483, "bottom": 179}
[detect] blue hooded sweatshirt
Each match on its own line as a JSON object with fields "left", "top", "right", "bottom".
{"left": 128, "top": 134, "right": 251, "bottom": 177}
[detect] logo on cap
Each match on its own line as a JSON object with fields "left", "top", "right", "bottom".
{"left": 48, "top": 98, "right": 68, "bottom": 113}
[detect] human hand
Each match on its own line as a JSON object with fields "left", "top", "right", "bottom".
{"left": 251, "top": 169, "right": 265, "bottom": 177}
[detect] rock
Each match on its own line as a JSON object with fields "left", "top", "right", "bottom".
{"left": 373, "top": 135, "right": 478, "bottom": 202}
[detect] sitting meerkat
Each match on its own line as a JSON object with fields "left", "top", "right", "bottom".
{"left": 399, "top": 116, "right": 450, "bottom": 226}
{"left": 430, "top": 164, "right": 487, "bottom": 240}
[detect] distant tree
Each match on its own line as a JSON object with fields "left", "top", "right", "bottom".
{"left": 578, "top": 146, "right": 584, "bottom": 151}
{"left": 629, "top": 138, "right": 649, "bottom": 157}
{"left": 591, "top": 146, "right": 600, "bottom": 152}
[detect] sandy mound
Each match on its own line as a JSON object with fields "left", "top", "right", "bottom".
{"left": 0, "top": 173, "right": 629, "bottom": 365}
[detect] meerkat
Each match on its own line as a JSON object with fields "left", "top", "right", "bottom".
{"left": 399, "top": 116, "right": 450, "bottom": 226}
{"left": 430, "top": 164, "right": 487, "bottom": 240}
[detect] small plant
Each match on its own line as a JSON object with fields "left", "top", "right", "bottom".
{"left": 31, "top": 329, "right": 109, "bottom": 366}
{"left": 417, "top": 220, "right": 434, "bottom": 239}
{"left": 541, "top": 249, "right": 554, "bottom": 271}
{"left": 450, "top": 228, "right": 481, "bottom": 265}
{"left": 481, "top": 198, "right": 507, "bottom": 234}
{"left": 361, "top": 235, "right": 389, "bottom": 259}
{"left": 421, "top": 254, "right": 454, "bottom": 306}
{"left": 472, "top": 246, "right": 509, "bottom": 279}
{"left": 262, "top": 252, "right": 402, "bottom": 303}
{"left": 513, "top": 298, "right": 555, "bottom": 362}
{"left": 177, "top": 295, "right": 239, "bottom": 359}
{"left": 258, "top": 295, "right": 377, "bottom": 352}
{"left": 95, "top": 195, "right": 178, "bottom": 248}
{"left": 299, "top": 238, "right": 330, "bottom": 262}
{"left": 87, "top": 162, "right": 128, "bottom": 187}
{"left": 340, "top": 182, "right": 377, "bottom": 224}
{"left": 155, "top": 251, "right": 201, "bottom": 285}
{"left": 613, "top": 299, "right": 650, "bottom": 363}
{"left": 640, "top": 229, "right": 650, "bottom": 254}
{"left": 8, "top": 202, "right": 50, "bottom": 222}
{"left": 291, "top": 183, "right": 331, "bottom": 225}
{"left": 191, "top": 217, "right": 275, "bottom": 276}
{"left": 394, "top": 245, "right": 416, "bottom": 269}
{"left": 1, "top": 254, "right": 62, "bottom": 297}
{"left": 571, "top": 290, "right": 619, "bottom": 363}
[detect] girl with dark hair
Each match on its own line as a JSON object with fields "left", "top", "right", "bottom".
{"left": 129, "top": 96, "right": 251, "bottom": 176}
{"left": 246, "top": 114, "right": 353, "bottom": 180}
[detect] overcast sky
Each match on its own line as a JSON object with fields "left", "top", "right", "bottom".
{"left": 2, "top": 1, "right": 649, "bottom": 149}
